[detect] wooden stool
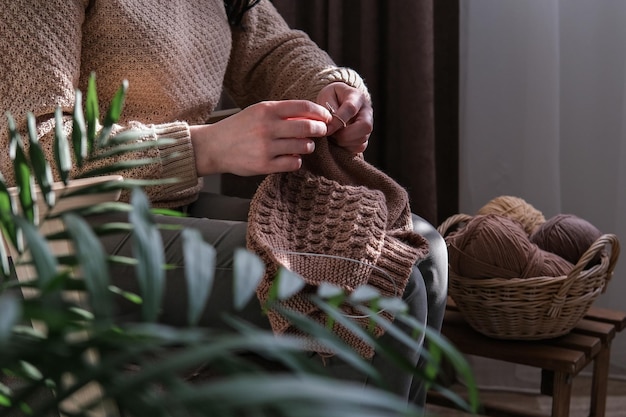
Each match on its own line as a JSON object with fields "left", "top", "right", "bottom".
{"left": 428, "top": 299, "right": 626, "bottom": 417}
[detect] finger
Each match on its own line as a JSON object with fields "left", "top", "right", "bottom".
{"left": 328, "top": 113, "right": 349, "bottom": 132}
{"left": 329, "top": 119, "right": 372, "bottom": 143}
{"left": 279, "top": 118, "right": 328, "bottom": 138}
{"left": 327, "top": 100, "right": 358, "bottom": 124}
{"left": 330, "top": 137, "right": 368, "bottom": 155}
{"left": 324, "top": 101, "right": 348, "bottom": 134}
{"left": 270, "top": 137, "right": 316, "bottom": 157}
{"left": 269, "top": 154, "right": 303, "bottom": 173}
{"left": 272, "top": 100, "right": 332, "bottom": 122}
{"left": 347, "top": 139, "right": 368, "bottom": 154}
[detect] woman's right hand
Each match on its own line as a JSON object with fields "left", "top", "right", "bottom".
{"left": 189, "top": 100, "right": 332, "bottom": 177}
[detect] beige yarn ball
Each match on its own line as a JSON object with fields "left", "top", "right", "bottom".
{"left": 477, "top": 195, "right": 546, "bottom": 235}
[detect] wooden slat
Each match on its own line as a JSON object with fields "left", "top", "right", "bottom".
{"left": 441, "top": 310, "right": 587, "bottom": 374}
{"left": 546, "top": 332, "right": 601, "bottom": 359}
{"left": 570, "top": 319, "right": 616, "bottom": 344}
{"left": 585, "top": 306, "right": 626, "bottom": 331}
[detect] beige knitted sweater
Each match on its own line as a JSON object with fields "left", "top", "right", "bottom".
{"left": 0, "top": 0, "right": 368, "bottom": 208}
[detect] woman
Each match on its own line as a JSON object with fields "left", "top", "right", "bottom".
{"left": 0, "top": 0, "right": 447, "bottom": 406}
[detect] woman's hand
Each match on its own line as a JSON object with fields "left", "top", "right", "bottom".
{"left": 190, "top": 100, "right": 331, "bottom": 176}
{"left": 316, "top": 82, "right": 373, "bottom": 154}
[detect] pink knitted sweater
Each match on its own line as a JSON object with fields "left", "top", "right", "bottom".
{"left": 0, "top": 0, "right": 368, "bottom": 208}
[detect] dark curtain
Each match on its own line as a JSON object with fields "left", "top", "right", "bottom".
{"left": 223, "top": 0, "right": 458, "bottom": 226}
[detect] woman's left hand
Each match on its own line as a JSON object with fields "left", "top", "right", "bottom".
{"left": 316, "top": 82, "right": 373, "bottom": 154}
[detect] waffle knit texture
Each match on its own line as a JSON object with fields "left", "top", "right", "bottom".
{"left": 247, "top": 139, "right": 430, "bottom": 358}
{"left": 1, "top": 0, "right": 369, "bottom": 208}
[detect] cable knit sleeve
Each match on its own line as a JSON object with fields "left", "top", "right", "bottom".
{"left": 0, "top": 0, "right": 200, "bottom": 207}
{"left": 223, "top": 0, "right": 371, "bottom": 106}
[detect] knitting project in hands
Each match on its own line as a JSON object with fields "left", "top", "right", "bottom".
{"left": 247, "top": 139, "right": 430, "bottom": 358}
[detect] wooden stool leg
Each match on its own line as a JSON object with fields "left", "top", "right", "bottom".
{"left": 540, "top": 370, "right": 554, "bottom": 396}
{"left": 551, "top": 372, "right": 572, "bottom": 417}
{"left": 589, "top": 346, "right": 611, "bottom": 417}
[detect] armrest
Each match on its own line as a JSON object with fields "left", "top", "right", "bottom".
{"left": 8, "top": 175, "right": 124, "bottom": 217}
{"left": 207, "top": 108, "right": 241, "bottom": 124}
{"left": 5, "top": 174, "right": 124, "bottom": 295}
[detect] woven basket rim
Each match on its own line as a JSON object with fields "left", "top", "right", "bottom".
{"left": 448, "top": 250, "right": 610, "bottom": 284}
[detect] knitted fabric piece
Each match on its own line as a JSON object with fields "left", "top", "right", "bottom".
{"left": 247, "top": 140, "right": 429, "bottom": 358}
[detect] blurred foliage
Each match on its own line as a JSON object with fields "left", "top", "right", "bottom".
{"left": 0, "top": 74, "right": 479, "bottom": 416}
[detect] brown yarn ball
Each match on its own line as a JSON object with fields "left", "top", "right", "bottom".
{"left": 447, "top": 214, "right": 573, "bottom": 279}
{"left": 477, "top": 195, "right": 546, "bottom": 235}
{"left": 530, "top": 214, "right": 603, "bottom": 265}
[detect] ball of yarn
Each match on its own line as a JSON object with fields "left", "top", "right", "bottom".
{"left": 530, "top": 214, "right": 602, "bottom": 265}
{"left": 477, "top": 196, "right": 546, "bottom": 235}
{"left": 447, "top": 214, "right": 573, "bottom": 279}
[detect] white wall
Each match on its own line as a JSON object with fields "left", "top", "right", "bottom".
{"left": 459, "top": 0, "right": 626, "bottom": 381}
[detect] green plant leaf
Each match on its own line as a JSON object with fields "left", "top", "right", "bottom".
{"left": 63, "top": 213, "right": 112, "bottom": 320}
{"left": 68, "top": 202, "right": 132, "bottom": 220}
{"left": 317, "top": 282, "right": 344, "bottom": 299}
{"left": 72, "top": 89, "right": 88, "bottom": 167}
{"left": 0, "top": 229, "right": 10, "bottom": 278}
{"left": 315, "top": 283, "right": 346, "bottom": 330}
{"left": 8, "top": 115, "right": 37, "bottom": 225}
{"left": 89, "top": 139, "right": 172, "bottom": 161}
{"left": 182, "top": 228, "right": 215, "bottom": 326}
{"left": 102, "top": 129, "right": 150, "bottom": 146}
{"left": 109, "top": 285, "right": 142, "bottom": 305}
{"left": 18, "top": 360, "right": 43, "bottom": 382}
{"left": 233, "top": 248, "right": 264, "bottom": 311}
{"left": 151, "top": 207, "right": 185, "bottom": 218}
{"left": 103, "top": 331, "right": 312, "bottom": 395}
{"left": 129, "top": 189, "right": 165, "bottom": 322}
{"left": 396, "top": 314, "right": 480, "bottom": 412}
{"left": 275, "top": 306, "right": 383, "bottom": 384}
{"left": 0, "top": 294, "right": 20, "bottom": 348}
{"left": 12, "top": 216, "right": 57, "bottom": 290}
{"left": 157, "top": 374, "right": 421, "bottom": 417}
{"left": 275, "top": 267, "right": 305, "bottom": 300}
{"left": 0, "top": 176, "right": 20, "bottom": 267}
{"left": 78, "top": 158, "right": 164, "bottom": 178}
{"left": 376, "top": 297, "right": 408, "bottom": 315}
{"left": 98, "top": 80, "right": 128, "bottom": 147}
{"left": 85, "top": 72, "right": 100, "bottom": 151}
{"left": 26, "top": 113, "right": 55, "bottom": 208}
{"left": 54, "top": 106, "right": 72, "bottom": 185}
{"left": 349, "top": 284, "right": 381, "bottom": 304}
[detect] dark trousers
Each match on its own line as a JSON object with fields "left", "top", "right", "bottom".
{"left": 96, "top": 191, "right": 448, "bottom": 406}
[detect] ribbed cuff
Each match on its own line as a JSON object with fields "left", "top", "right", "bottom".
{"left": 371, "top": 233, "right": 424, "bottom": 298}
{"left": 150, "top": 122, "right": 199, "bottom": 194}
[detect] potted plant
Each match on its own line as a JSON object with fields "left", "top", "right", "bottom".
{"left": 0, "top": 75, "right": 479, "bottom": 417}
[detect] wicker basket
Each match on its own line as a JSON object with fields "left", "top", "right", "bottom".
{"left": 438, "top": 213, "right": 620, "bottom": 340}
